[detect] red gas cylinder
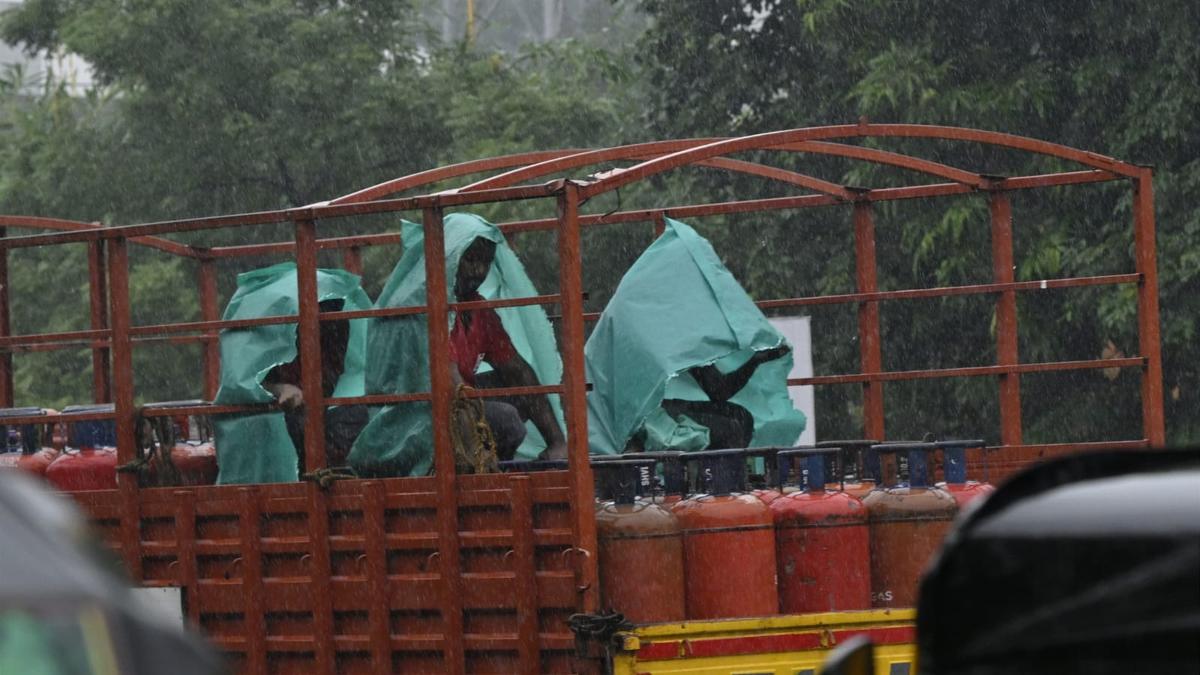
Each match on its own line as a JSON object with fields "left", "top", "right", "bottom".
{"left": 169, "top": 441, "right": 218, "bottom": 486}
{"left": 817, "top": 440, "right": 881, "bottom": 500}
{"left": 593, "top": 458, "right": 686, "bottom": 624}
{"left": 864, "top": 442, "right": 957, "bottom": 608}
{"left": 45, "top": 447, "right": 118, "bottom": 491}
{"left": 672, "top": 450, "right": 778, "bottom": 619}
{"left": 935, "top": 439, "right": 995, "bottom": 508}
{"left": 638, "top": 451, "right": 687, "bottom": 506}
{"left": 0, "top": 408, "right": 62, "bottom": 477}
{"left": 46, "top": 410, "right": 119, "bottom": 492}
{"left": 745, "top": 447, "right": 784, "bottom": 504}
{"left": 771, "top": 447, "right": 871, "bottom": 613}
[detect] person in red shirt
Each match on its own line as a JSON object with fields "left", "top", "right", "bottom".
{"left": 451, "top": 237, "right": 567, "bottom": 460}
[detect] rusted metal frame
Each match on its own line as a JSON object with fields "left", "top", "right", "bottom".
{"left": 0, "top": 228, "right": 11, "bottom": 407}
{"left": 293, "top": 220, "right": 336, "bottom": 675}
{"left": 508, "top": 476, "right": 539, "bottom": 674}
{"left": 134, "top": 403, "right": 274, "bottom": 418}
{"left": 88, "top": 241, "right": 112, "bottom": 403}
{"left": 556, "top": 182, "right": 599, "bottom": 613}
{"left": 989, "top": 191, "right": 1023, "bottom": 446}
{"left": 578, "top": 124, "right": 1141, "bottom": 200}
{"left": 208, "top": 232, "right": 403, "bottom": 259}
{"left": 775, "top": 140, "right": 987, "bottom": 187}
{"left": 496, "top": 171, "right": 1118, "bottom": 236}
{"left": 173, "top": 491, "right": 201, "bottom": 626}
{"left": 0, "top": 410, "right": 124, "bottom": 426}
{"left": 108, "top": 237, "right": 143, "bottom": 580}
{"left": 788, "top": 356, "right": 1144, "bottom": 386}
{"left": 989, "top": 439, "right": 1148, "bottom": 453}
{"left": 449, "top": 294, "right": 561, "bottom": 313}
{"left": 330, "top": 149, "right": 585, "bottom": 204}
{"left": 323, "top": 392, "right": 431, "bottom": 407}
{"left": 0, "top": 215, "right": 198, "bottom": 258}
{"left": 853, "top": 202, "right": 886, "bottom": 441}
{"left": 456, "top": 384, "right": 563, "bottom": 399}
{"left": 0, "top": 209, "right": 296, "bottom": 251}
{"left": 362, "top": 481, "right": 391, "bottom": 675}
{"left": 1133, "top": 170, "right": 1166, "bottom": 446}
{"left": 238, "top": 488, "right": 267, "bottom": 674}
{"left": 754, "top": 274, "right": 1142, "bottom": 310}
{"left": 294, "top": 219, "right": 327, "bottom": 474}
{"left": 421, "top": 206, "right": 466, "bottom": 675}
{"left": 0, "top": 328, "right": 110, "bottom": 347}
{"left": 198, "top": 260, "right": 220, "bottom": 400}
{"left": 299, "top": 183, "right": 561, "bottom": 225}
{"left": 342, "top": 246, "right": 363, "bottom": 276}
{"left": 461, "top": 139, "right": 721, "bottom": 192}
{"left": 306, "top": 483, "right": 337, "bottom": 674}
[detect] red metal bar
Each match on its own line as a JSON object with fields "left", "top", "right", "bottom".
{"left": 88, "top": 241, "right": 112, "bottom": 402}
{"left": 422, "top": 206, "right": 466, "bottom": 675}
{"left": 208, "top": 232, "right": 403, "bottom": 259}
{"left": 509, "top": 476, "right": 539, "bottom": 675}
{"left": 777, "top": 140, "right": 986, "bottom": 187}
{"left": 294, "top": 219, "right": 327, "bottom": 474}
{"left": 362, "top": 481, "right": 391, "bottom": 675}
{"left": 457, "top": 384, "right": 563, "bottom": 399}
{"left": 238, "top": 488, "right": 267, "bottom": 675}
{"left": 654, "top": 212, "right": 666, "bottom": 238}
{"left": 0, "top": 227, "right": 12, "bottom": 407}
{"left": 449, "top": 294, "right": 561, "bottom": 312}
{"left": 990, "top": 192, "right": 1023, "bottom": 446}
{"left": 1133, "top": 170, "right": 1166, "bottom": 446}
{"left": 754, "top": 274, "right": 1142, "bottom": 310}
{"left": 853, "top": 202, "right": 885, "bottom": 441}
{"left": 172, "top": 490, "right": 201, "bottom": 626}
{"left": 108, "top": 237, "right": 142, "bottom": 580}
{"left": 787, "top": 356, "right": 1144, "bottom": 386}
{"left": 198, "top": 260, "right": 220, "bottom": 400}
{"left": 0, "top": 214, "right": 197, "bottom": 257}
{"left": 306, "top": 483, "right": 336, "bottom": 675}
{"left": 557, "top": 181, "right": 599, "bottom": 613}
{"left": 342, "top": 246, "right": 363, "bottom": 276}
{"left": 497, "top": 170, "right": 1119, "bottom": 236}
{"left": 0, "top": 328, "right": 111, "bottom": 347}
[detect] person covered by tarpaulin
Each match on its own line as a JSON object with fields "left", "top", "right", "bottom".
{"left": 212, "top": 263, "right": 372, "bottom": 484}
{"left": 349, "top": 213, "right": 566, "bottom": 477}
{"left": 586, "top": 218, "right": 806, "bottom": 455}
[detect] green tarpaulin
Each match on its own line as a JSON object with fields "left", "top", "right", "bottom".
{"left": 213, "top": 263, "right": 371, "bottom": 484}
{"left": 349, "top": 213, "right": 564, "bottom": 477}
{"left": 585, "top": 218, "right": 806, "bottom": 454}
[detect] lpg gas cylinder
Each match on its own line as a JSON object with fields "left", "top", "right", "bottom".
{"left": 771, "top": 447, "right": 871, "bottom": 613}
{"left": 863, "top": 442, "right": 957, "bottom": 608}
{"left": 46, "top": 410, "right": 119, "bottom": 492}
{"left": 817, "top": 440, "right": 881, "bottom": 500}
{"left": 672, "top": 449, "right": 778, "bottom": 619}
{"left": 639, "top": 451, "right": 686, "bottom": 506}
{"left": 169, "top": 441, "right": 218, "bottom": 486}
{"left": 16, "top": 447, "right": 60, "bottom": 476}
{"left": 0, "top": 408, "right": 59, "bottom": 476}
{"left": 745, "top": 447, "right": 784, "bottom": 504}
{"left": 935, "top": 439, "right": 995, "bottom": 508}
{"left": 593, "top": 458, "right": 685, "bottom": 623}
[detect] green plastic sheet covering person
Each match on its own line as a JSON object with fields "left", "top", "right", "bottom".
{"left": 586, "top": 218, "right": 807, "bottom": 454}
{"left": 213, "top": 263, "right": 371, "bottom": 484}
{"left": 349, "top": 213, "right": 564, "bottom": 477}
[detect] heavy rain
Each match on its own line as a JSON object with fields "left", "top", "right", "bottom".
{"left": 0, "top": 1, "right": 1197, "bottom": 673}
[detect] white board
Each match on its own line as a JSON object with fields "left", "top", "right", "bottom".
{"left": 768, "top": 315, "right": 815, "bottom": 445}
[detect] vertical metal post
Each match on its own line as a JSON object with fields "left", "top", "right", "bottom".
{"left": 853, "top": 202, "right": 885, "bottom": 441}
{"left": 1133, "top": 170, "right": 1165, "bottom": 446}
{"left": 509, "top": 476, "right": 539, "bottom": 675}
{"left": 989, "top": 192, "right": 1023, "bottom": 447}
{"left": 422, "top": 205, "right": 465, "bottom": 675}
{"left": 295, "top": 219, "right": 327, "bottom": 473}
{"left": 88, "top": 241, "right": 111, "bottom": 403}
{"left": 557, "top": 182, "right": 599, "bottom": 613}
{"left": 362, "top": 481, "right": 391, "bottom": 675}
{"left": 108, "top": 237, "right": 142, "bottom": 580}
{"left": 294, "top": 218, "right": 336, "bottom": 674}
{"left": 0, "top": 228, "right": 12, "bottom": 407}
{"left": 342, "top": 246, "right": 364, "bottom": 276}
{"left": 198, "top": 259, "right": 220, "bottom": 400}
{"left": 653, "top": 212, "right": 666, "bottom": 238}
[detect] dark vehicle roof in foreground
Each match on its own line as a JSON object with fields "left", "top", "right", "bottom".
{"left": 917, "top": 448, "right": 1200, "bottom": 675}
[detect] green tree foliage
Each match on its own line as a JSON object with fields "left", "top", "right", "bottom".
{"left": 632, "top": 0, "right": 1199, "bottom": 443}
